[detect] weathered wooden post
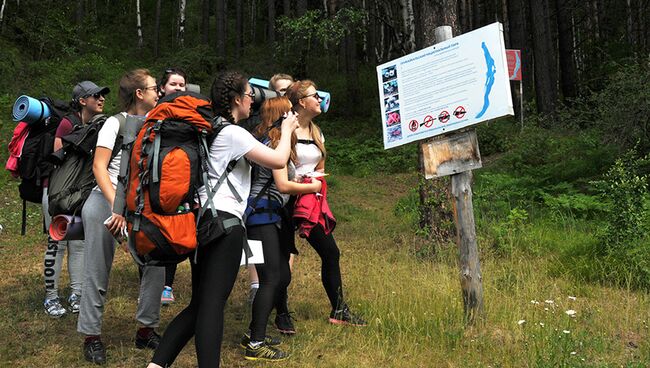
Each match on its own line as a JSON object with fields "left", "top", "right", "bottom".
{"left": 433, "top": 26, "right": 484, "bottom": 322}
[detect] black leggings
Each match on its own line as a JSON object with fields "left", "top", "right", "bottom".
{"left": 151, "top": 224, "right": 243, "bottom": 367}
{"left": 248, "top": 223, "right": 291, "bottom": 341}
{"left": 306, "top": 224, "right": 345, "bottom": 310}
{"left": 165, "top": 264, "right": 177, "bottom": 287}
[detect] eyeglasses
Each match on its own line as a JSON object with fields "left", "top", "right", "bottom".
{"left": 141, "top": 85, "right": 158, "bottom": 92}
{"left": 302, "top": 92, "right": 322, "bottom": 101}
{"left": 243, "top": 91, "right": 255, "bottom": 99}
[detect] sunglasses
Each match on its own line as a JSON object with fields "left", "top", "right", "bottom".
{"left": 85, "top": 93, "right": 105, "bottom": 99}
{"left": 303, "top": 92, "right": 322, "bottom": 101}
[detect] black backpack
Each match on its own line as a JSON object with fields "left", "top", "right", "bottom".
{"left": 17, "top": 98, "right": 79, "bottom": 204}
{"left": 47, "top": 114, "right": 125, "bottom": 218}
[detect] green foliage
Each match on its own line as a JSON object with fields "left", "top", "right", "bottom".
{"left": 559, "top": 60, "right": 650, "bottom": 152}
{"left": 593, "top": 149, "right": 649, "bottom": 250}
{"left": 276, "top": 8, "right": 366, "bottom": 55}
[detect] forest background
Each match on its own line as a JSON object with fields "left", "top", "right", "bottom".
{"left": 0, "top": 0, "right": 649, "bottom": 367}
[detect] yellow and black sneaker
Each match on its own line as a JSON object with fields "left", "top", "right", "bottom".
{"left": 245, "top": 342, "right": 289, "bottom": 361}
{"left": 329, "top": 306, "right": 367, "bottom": 327}
{"left": 239, "top": 331, "right": 282, "bottom": 348}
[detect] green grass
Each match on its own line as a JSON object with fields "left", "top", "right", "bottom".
{"left": 0, "top": 169, "right": 649, "bottom": 367}
{"left": 0, "top": 109, "right": 649, "bottom": 366}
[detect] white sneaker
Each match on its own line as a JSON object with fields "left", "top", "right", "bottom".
{"left": 44, "top": 298, "right": 66, "bottom": 318}
{"left": 68, "top": 294, "right": 81, "bottom": 314}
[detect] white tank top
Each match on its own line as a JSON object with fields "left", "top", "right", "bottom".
{"left": 295, "top": 137, "right": 323, "bottom": 176}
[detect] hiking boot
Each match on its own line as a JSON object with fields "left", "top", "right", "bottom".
{"left": 44, "top": 298, "right": 66, "bottom": 318}
{"left": 161, "top": 286, "right": 175, "bottom": 305}
{"left": 245, "top": 342, "right": 289, "bottom": 361}
{"left": 68, "top": 293, "right": 81, "bottom": 314}
{"left": 329, "top": 306, "right": 367, "bottom": 326}
{"left": 135, "top": 329, "right": 161, "bottom": 350}
{"left": 83, "top": 338, "right": 106, "bottom": 365}
{"left": 239, "top": 331, "right": 282, "bottom": 348}
{"left": 274, "top": 312, "right": 296, "bottom": 335}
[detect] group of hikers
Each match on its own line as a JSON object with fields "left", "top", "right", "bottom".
{"left": 33, "top": 68, "right": 366, "bottom": 366}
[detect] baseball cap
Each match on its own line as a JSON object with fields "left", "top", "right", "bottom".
{"left": 72, "top": 81, "right": 110, "bottom": 101}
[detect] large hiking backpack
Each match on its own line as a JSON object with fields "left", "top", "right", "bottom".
{"left": 125, "top": 91, "right": 218, "bottom": 264}
{"left": 11, "top": 98, "right": 78, "bottom": 203}
{"left": 47, "top": 114, "right": 124, "bottom": 217}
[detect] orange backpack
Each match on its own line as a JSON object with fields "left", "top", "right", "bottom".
{"left": 126, "top": 91, "right": 217, "bottom": 264}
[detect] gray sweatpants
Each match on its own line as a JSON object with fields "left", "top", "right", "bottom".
{"left": 77, "top": 190, "right": 165, "bottom": 336}
{"left": 41, "top": 188, "right": 85, "bottom": 300}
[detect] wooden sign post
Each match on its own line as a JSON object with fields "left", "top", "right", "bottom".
{"left": 431, "top": 26, "right": 484, "bottom": 323}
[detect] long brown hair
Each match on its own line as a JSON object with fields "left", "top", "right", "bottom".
{"left": 285, "top": 79, "right": 326, "bottom": 157}
{"left": 254, "top": 96, "right": 297, "bottom": 163}
{"left": 118, "top": 69, "right": 153, "bottom": 112}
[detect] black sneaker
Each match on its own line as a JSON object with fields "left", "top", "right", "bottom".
{"left": 245, "top": 342, "right": 289, "bottom": 361}
{"left": 135, "top": 330, "right": 161, "bottom": 350}
{"left": 329, "top": 306, "right": 367, "bottom": 326}
{"left": 83, "top": 339, "right": 106, "bottom": 365}
{"left": 239, "top": 331, "right": 282, "bottom": 348}
{"left": 274, "top": 312, "right": 296, "bottom": 335}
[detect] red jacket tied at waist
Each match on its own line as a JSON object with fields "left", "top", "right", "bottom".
{"left": 293, "top": 177, "right": 336, "bottom": 238}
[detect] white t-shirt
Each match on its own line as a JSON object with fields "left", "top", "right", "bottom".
{"left": 197, "top": 124, "right": 258, "bottom": 219}
{"left": 295, "top": 134, "right": 324, "bottom": 176}
{"left": 93, "top": 113, "right": 126, "bottom": 192}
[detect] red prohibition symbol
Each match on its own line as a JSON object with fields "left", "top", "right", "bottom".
{"left": 454, "top": 106, "right": 466, "bottom": 119}
{"left": 423, "top": 115, "right": 435, "bottom": 128}
{"left": 438, "top": 110, "right": 450, "bottom": 124}
{"left": 409, "top": 119, "right": 418, "bottom": 132}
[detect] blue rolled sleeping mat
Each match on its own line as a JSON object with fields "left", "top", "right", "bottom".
{"left": 12, "top": 95, "right": 51, "bottom": 125}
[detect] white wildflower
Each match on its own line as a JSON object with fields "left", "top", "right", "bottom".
{"left": 565, "top": 309, "right": 577, "bottom": 317}
{"left": 568, "top": 296, "right": 577, "bottom": 301}
{"left": 563, "top": 330, "right": 570, "bottom": 334}
{"left": 545, "top": 300, "right": 555, "bottom": 304}
{"left": 518, "top": 319, "right": 526, "bottom": 325}
{"left": 570, "top": 351, "right": 577, "bottom": 355}
{"left": 531, "top": 300, "right": 540, "bottom": 305}
{"left": 539, "top": 322, "right": 545, "bottom": 327}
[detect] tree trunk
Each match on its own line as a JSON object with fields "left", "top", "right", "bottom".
{"left": 251, "top": 0, "right": 257, "bottom": 43}
{"left": 297, "top": 0, "right": 307, "bottom": 16}
{"left": 401, "top": 0, "right": 416, "bottom": 53}
{"left": 284, "top": 0, "right": 291, "bottom": 17}
{"left": 77, "top": 0, "right": 85, "bottom": 25}
{"left": 136, "top": 0, "right": 143, "bottom": 49}
{"left": 236, "top": 0, "right": 243, "bottom": 56}
{"left": 530, "top": 0, "right": 559, "bottom": 115}
{"left": 178, "top": 0, "right": 186, "bottom": 48}
{"left": 202, "top": 0, "right": 210, "bottom": 44}
{"left": 268, "top": 0, "right": 276, "bottom": 44}
{"left": 153, "top": 0, "right": 161, "bottom": 57}
{"left": 0, "top": 0, "right": 6, "bottom": 28}
{"left": 458, "top": 0, "right": 470, "bottom": 32}
{"left": 556, "top": 0, "right": 577, "bottom": 100}
{"left": 216, "top": 0, "right": 226, "bottom": 56}
{"left": 413, "top": 0, "right": 457, "bottom": 243}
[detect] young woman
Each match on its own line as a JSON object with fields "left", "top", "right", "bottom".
{"left": 246, "top": 73, "right": 295, "bottom": 305}
{"left": 78, "top": 69, "right": 165, "bottom": 365}
{"left": 285, "top": 80, "right": 366, "bottom": 326}
{"left": 148, "top": 71, "right": 299, "bottom": 368}
{"left": 242, "top": 96, "right": 322, "bottom": 359}
{"left": 156, "top": 67, "right": 188, "bottom": 306}
{"left": 42, "top": 81, "right": 109, "bottom": 317}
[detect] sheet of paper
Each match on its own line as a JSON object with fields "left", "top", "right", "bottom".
{"left": 241, "top": 239, "right": 264, "bottom": 266}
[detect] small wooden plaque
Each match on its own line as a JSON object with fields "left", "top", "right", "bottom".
{"left": 422, "top": 130, "right": 482, "bottom": 179}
